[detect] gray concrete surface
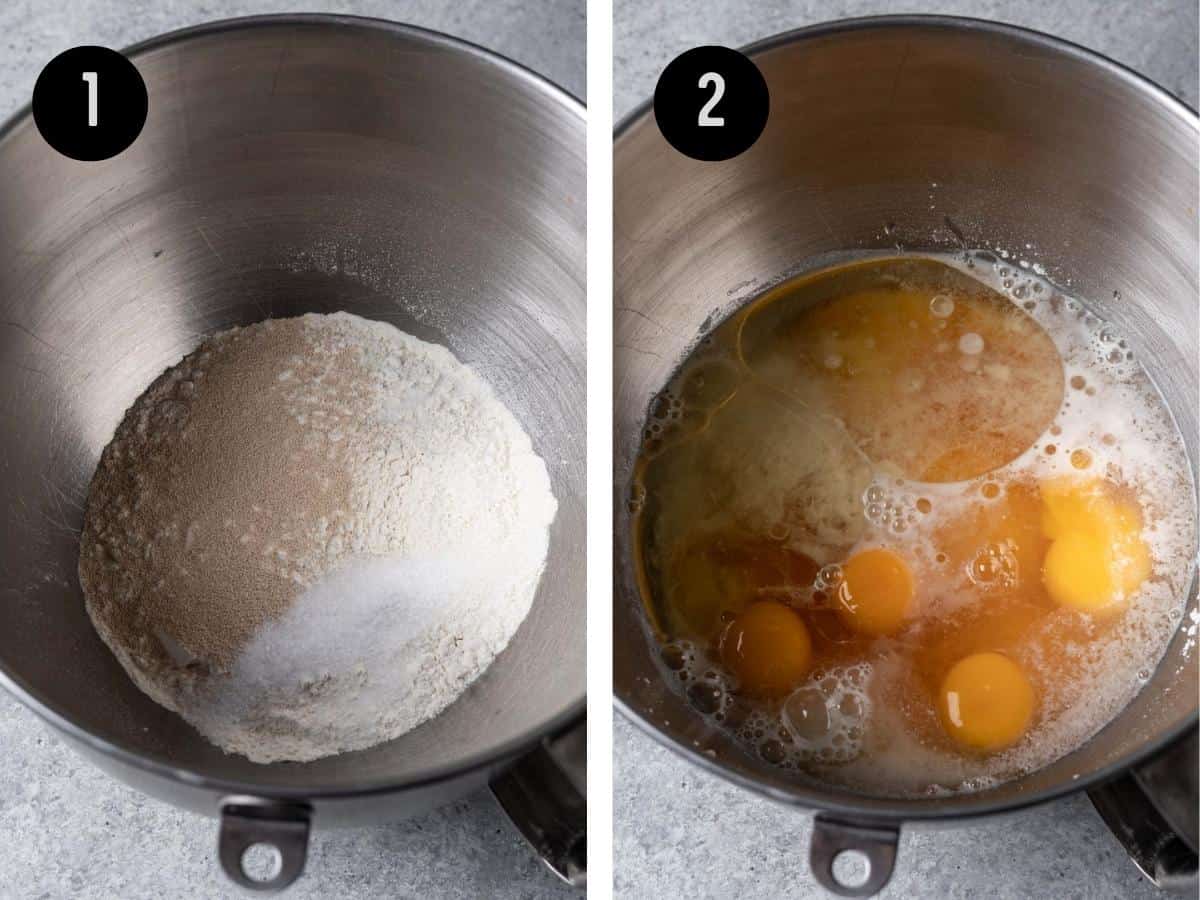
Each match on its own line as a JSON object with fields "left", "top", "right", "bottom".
{"left": 0, "top": 2, "right": 582, "bottom": 899}
{"left": 613, "top": 1, "right": 1196, "bottom": 898}
{"left": 615, "top": 719, "right": 1165, "bottom": 899}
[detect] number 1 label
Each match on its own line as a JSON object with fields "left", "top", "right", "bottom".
{"left": 82, "top": 71, "right": 97, "bottom": 127}
{"left": 33, "top": 46, "right": 147, "bottom": 159}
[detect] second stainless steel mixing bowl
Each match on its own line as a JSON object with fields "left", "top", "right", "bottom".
{"left": 615, "top": 16, "right": 1197, "bottom": 897}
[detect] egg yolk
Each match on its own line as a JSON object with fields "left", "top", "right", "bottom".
{"left": 718, "top": 600, "right": 812, "bottom": 696}
{"left": 938, "top": 652, "right": 1035, "bottom": 752}
{"left": 837, "top": 548, "right": 914, "bottom": 636}
{"left": 1040, "top": 477, "right": 1151, "bottom": 616}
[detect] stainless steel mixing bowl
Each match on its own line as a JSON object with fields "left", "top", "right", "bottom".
{"left": 0, "top": 15, "right": 585, "bottom": 891}
{"left": 615, "top": 16, "right": 1197, "bottom": 896}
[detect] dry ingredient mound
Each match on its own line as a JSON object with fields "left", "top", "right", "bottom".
{"left": 78, "top": 312, "right": 556, "bottom": 763}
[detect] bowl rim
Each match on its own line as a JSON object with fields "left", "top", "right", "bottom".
{"left": 0, "top": 11, "right": 585, "bottom": 149}
{"left": 0, "top": 12, "right": 586, "bottom": 801}
{"left": 613, "top": 13, "right": 1199, "bottom": 823}
{"left": 615, "top": 12, "right": 1198, "bottom": 138}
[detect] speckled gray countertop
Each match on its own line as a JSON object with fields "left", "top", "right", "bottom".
{"left": 613, "top": 1, "right": 1197, "bottom": 898}
{"left": 0, "top": 2, "right": 582, "bottom": 898}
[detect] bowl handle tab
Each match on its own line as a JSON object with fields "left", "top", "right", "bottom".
{"left": 491, "top": 716, "right": 587, "bottom": 888}
{"left": 217, "top": 797, "right": 311, "bottom": 892}
{"left": 809, "top": 814, "right": 899, "bottom": 897}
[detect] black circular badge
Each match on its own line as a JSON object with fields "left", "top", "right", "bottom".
{"left": 33, "top": 46, "right": 148, "bottom": 161}
{"left": 654, "top": 46, "right": 769, "bottom": 162}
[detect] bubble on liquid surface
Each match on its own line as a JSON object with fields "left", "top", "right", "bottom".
{"left": 968, "top": 542, "right": 1019, "bottom": 589}
{"left": 661, "top": 643, "right": 686, "bottom": 670}
{"left": 929, "top": 294, "right": 955, "bottom": 318}
{"left": 779, "top": 664, "right": 872, "bottom": 764}
{"left": 784, "top": 688, "right": 830, "bottom": 740}
{"left": 958, "top": 332, "right": 985, "bottom": 355}
{"left": 816, "top": 564, "right": 844, "bottom": 591}
{"left": 687, "top": 681, "right": 724, "bottom": 715}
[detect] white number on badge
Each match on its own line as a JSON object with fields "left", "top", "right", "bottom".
{"left": 697, "top": 72, "right": 725, "bottom": 127}
{"left": 82, "top": 71, "right": 98, "bottom": 127}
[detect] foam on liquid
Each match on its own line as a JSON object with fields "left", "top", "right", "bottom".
{"left": 633, "top": 253, "right": 1196, "bottom": 797}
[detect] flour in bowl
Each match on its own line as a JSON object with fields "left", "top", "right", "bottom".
{"left": 78, "top": 312, "right": 556, "bottom": 763}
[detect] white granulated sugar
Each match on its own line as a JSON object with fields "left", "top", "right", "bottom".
{"left": 202, "top": 550, "right": 546, "bottom": 762}
{"left": 79, "top": 312, "right": 556, "bottom": 763}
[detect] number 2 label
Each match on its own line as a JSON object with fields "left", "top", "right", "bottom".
{"left": 654, "top": 47, "right": 767, "bottom": 160}
{"left": 82, "top": 71, "right": 97, "bottom": 127}
{"left": 697, "top": 72, "right": 725, "bottom": 127}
